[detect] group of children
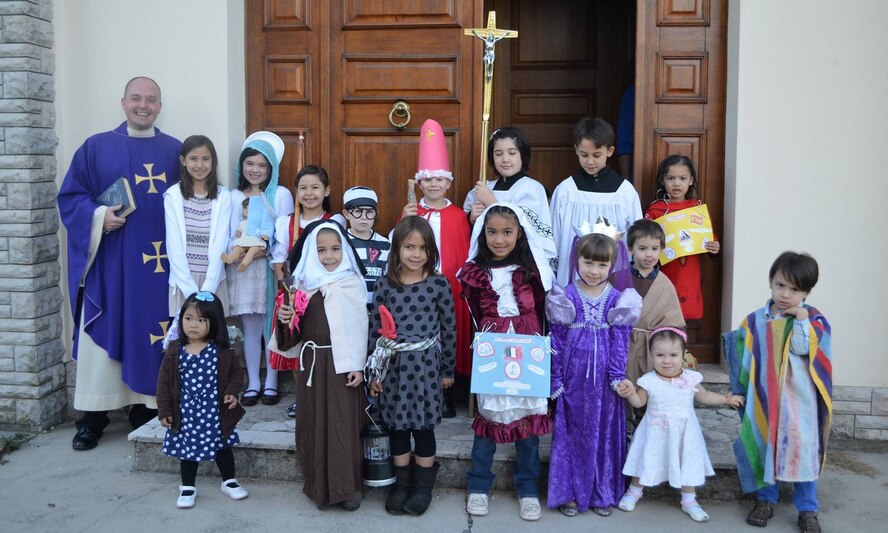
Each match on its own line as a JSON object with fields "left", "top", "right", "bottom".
{"left": 153, "top": 116, "right": 831, "bottom": 533}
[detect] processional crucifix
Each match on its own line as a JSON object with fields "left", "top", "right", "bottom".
{"left": 465, "top": 12, "right": 517, "bottom": 185}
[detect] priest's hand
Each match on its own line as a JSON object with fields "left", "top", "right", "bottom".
{"left": 346, "top": 371, "right": 364, "bottom": 388}
{"left": 160, "top": 416, "right": 173, "bottom": 428}
{"left": 102, "top": 205, "right": 126, "bottom": 233}
{"left": 474, "top": 182, "right": 496, "bottom": 205}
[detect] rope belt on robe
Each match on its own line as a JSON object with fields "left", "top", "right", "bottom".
{"left": 299, "top": 341, "right": 332, "bottom": 387}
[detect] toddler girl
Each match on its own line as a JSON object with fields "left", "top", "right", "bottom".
{"left": 368, "top": 216, "right": 456, "bottom": 516}
{"left": 546, "top": 221, "right": 641, "bottom": 517}
{"left": 156, "top": 291, "right": 247, "bottom": 508}
{"left": 164, "top": 135, "right": 231, "bottom": 315}
{"left": 645, "top": 155, "right": 720, "bottom": 320}
{"left": 462, "top": 127, "right": 556, "bottom": 263}
{"left": 458, "top": 203, "right": 554, "bottom": 521}
{"left": 618, "top": 327, "right": 744, "bottom": 522}
{"left": 227, "top": 132, "right": 294, "bottom": 407}
{"left": 277, "top": 220, "right": 368, "bottom": 510}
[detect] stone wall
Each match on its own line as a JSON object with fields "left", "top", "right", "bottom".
{"left": 0, "top": 0, "right": 65, "bottom": 430}
{"left": 832, "top": 387, "right": 888, "bottom": 441}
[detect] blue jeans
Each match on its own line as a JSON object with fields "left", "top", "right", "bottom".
{"left": 756, "top": 480, "right": 818, "bottom": 512}
{"left": 467, "top": 434, "right": 540, "bottom": 498}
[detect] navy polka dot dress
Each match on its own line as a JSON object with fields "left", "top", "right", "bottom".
{"left": 162, "top": 343, "right": 239, "bottom": 461}
{"left": 369, "top": 274, "right": 456, "bottom": 431}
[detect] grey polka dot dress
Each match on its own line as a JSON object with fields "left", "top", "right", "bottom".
{"left": 369, "top": 274, "right": 456, "bottom": 431}
{"left": 162, "top": 343, "right": 239, "bottom": 460}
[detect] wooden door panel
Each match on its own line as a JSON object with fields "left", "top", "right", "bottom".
{"left": 341, "top": 0, "right": 461, "bottom": 27}
{"left": 636, "top": 0, "right": 726, "bottom": 362}
{"left": 342, "top": 55, "right": 461, "bottom": 101}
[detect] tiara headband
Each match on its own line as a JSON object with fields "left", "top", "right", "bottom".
{"left": 573, "top": 216, "right": 624, "bottom": 241}
{"left": 650, "top": 326, "right": 687, "bottom": 342}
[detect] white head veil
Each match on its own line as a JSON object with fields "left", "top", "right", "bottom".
{"left": 290, "top": 221, "right": 367, "bottom": 298}
{"left": 466, "top": 202, "right": 555, "bottom": 291}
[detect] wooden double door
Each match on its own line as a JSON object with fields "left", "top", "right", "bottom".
{"left": 246, "top": 0, "right": 726, "bottom": 362}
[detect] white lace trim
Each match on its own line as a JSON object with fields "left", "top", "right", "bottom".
{"left": 414, "top": 169, "right": 453, "bottom": 181}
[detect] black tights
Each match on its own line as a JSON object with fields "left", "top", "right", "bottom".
{"left": 180, "top": 447, "right": 236, "bottom": 486}
{"left": 390, "top": 429, "right": 436, "bottom": 458}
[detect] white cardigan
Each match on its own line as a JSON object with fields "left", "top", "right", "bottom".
{"left": 164, "top": 185, "right": 233, "bottom": 296}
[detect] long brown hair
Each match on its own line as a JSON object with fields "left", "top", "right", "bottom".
{"left": 178, "top": 135, "right": 220, "bottom": 200}
{"left": 386, "top": 216, "right": 439, "bottom": 288}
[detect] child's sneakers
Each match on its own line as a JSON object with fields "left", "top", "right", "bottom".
{"left": 466, "top": 493, "right": 489, "bottom": 516}
{"left": 682, "top": 503, "right": 710, "bottom": 522}
{"left": 518, "top": 497, "right": 542, "bottom": 521}
{"left": 220, "top": 479, "right": 249, "bottom": 500}
{"left": 176, "top": 486, "right": 196, "bottom": 508}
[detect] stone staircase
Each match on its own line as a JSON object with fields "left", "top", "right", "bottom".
{"left": 131, "top": 364, "right": 745, "bottom": 499}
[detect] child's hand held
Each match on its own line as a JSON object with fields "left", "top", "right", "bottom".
{"left": 705, "top": 239, "right": 720, "bottom": 254}
{"left": 369, "top": 380, "right": 383, "bottom": 397}
{"left": 346, "top": 371, "right": 364, "bottom": 388}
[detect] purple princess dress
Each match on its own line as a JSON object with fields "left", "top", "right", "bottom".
{"left": 546, "top": 282, "right": 641, "bottom": 511}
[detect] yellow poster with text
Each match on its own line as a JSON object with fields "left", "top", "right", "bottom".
{"left": 653, "top": 204, "right": 714, "bottom": 265}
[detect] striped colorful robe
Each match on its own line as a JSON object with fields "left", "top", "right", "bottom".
{"left": 724, "top": 305, "right": 832, "bottom": 493}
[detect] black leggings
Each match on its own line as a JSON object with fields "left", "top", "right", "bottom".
{"left": 180, "top": 447, "right": 236, "bottom": 486}
{"left": 390, "top": 429, "right": 436, "bottom": 458}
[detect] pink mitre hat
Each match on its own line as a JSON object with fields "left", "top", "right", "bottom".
{"left": 415, "top": 118, "right": 453, "bottom": 181}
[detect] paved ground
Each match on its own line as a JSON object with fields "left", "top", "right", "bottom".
{"left": 0, "top": 423, "right": 885, "bottom": 533}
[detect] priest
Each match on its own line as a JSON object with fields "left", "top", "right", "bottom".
{"left": 58, "top": 76, "right": 182, "bottom": 451}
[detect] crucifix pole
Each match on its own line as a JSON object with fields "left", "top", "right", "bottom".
{"left": 464, "top": 11, "right": 517, "bottom": 185}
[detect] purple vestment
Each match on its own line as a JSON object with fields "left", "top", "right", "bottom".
{"left": 58, "top": 122, "right": 181, "bottom": 396}
{"left": 547, "top": 282, "right": 633, "bottom": 511}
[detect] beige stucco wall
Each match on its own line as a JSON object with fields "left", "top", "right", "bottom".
{"left": 54, "top": 0, "right": 246, "bottom": 349}
{"left": 724, "top": 0, "right": 888, "bottom": 387}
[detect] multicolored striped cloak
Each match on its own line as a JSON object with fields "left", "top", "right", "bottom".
{"left": 724, "top": 306, "right": 832, "bottom": 493}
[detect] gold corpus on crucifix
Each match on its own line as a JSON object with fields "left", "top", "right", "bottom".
{"left": 464, "top": 11, "right": 517, "bottom": 185}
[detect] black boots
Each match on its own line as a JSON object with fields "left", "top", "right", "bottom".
{"left": 402, "top": 462, "right": 440, "bottom": 516}
{"left": 385, "top": 464, "right": 412, "bottom": 514}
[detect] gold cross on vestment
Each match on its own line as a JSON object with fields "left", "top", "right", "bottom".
{"left": 149, "top": 320, "right": 170, "bottom": 345}
{"left": 135, "top": 163, "right": 167, "bottom": 194}
{"left": 464, "top": 11, "right": 517, "bottom": 184}
{"left": 425, "top": 128, "right": 435, "bottom": 143}
{"left": 142, "top": 241, "right": 168, "bottom": 273}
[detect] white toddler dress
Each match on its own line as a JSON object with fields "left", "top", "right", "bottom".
{"left": 622, "top": 369, "right": 714, "bottom": 488}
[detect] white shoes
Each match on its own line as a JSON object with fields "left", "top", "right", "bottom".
{"left": 618, "top": 491, "right": 640, "bottom": 511}
{"left": 466, "top": 493, "right": 489, "bottom": 516}
{"left": 682, "top": 503, "right": 710, "bottom": 522}
{"left": 177, "top": 486, "right": 196, "bottom": 508}
{"left": 519, "top": 497, "right": 542, "bottom": 521}
{"left": 220, "top": 479, "right": 249, "bottom": 500}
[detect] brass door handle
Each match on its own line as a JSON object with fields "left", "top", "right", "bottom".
{"left": 388, "top": 100, "right": 411, "bottom": 130}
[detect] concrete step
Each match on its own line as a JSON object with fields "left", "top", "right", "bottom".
{"left": 131, "top": 391, "right": 746, "bottom": 500}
